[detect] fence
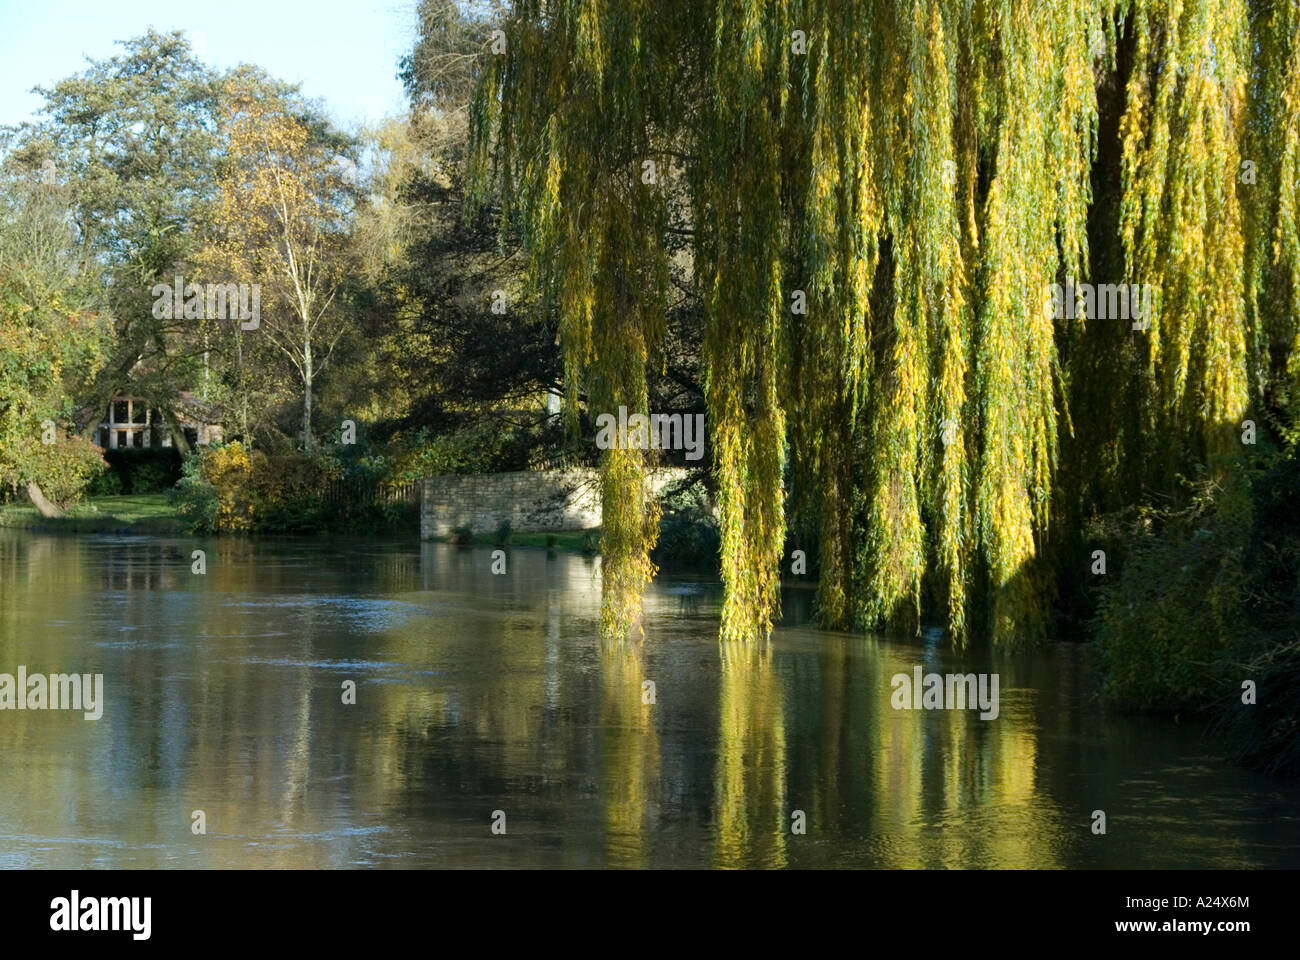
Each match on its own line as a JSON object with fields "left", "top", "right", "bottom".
{"left": 321, "top": 478, "right": 422, "bottom": 509}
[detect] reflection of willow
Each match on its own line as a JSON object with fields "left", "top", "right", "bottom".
{"left": 599, "top": 638, "right": 660, "bottom": 867}
{"left": 713, "top": 639, "right": 787, "bottom": 868}
{"left": 872, "top": 679, "right": 1056, "bottom": 869}
{"left": 984, "top": 702, "right": 1055, "bottom": 868}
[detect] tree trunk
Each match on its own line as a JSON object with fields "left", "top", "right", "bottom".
{"left": 302, "top": 336, "right": 313, "bottom": 452}
{"left": 25, "top": 481, "right": 64, "bottom": 518}
{"left": 237, "top": 331, "right": 251, "bottom": 448}
{"left": 164, "top": 407, "right": 192, "bottom": 456}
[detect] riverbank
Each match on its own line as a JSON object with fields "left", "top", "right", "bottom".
{"left": 0, "top": 493, "right": 603, "bottom": 551}
{"left": 0, "top": 493, "right": 183, "bottom": 534}
{"left": 426, "top": 529, "right": 597, "bottom": 551}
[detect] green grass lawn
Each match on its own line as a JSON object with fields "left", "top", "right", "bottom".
{"left": 0, "top": 493, "right": 181, "bottom": 533}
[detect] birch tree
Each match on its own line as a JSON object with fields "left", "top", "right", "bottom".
{"left": 210, "top": 68, "right": 356, "bottom": 452}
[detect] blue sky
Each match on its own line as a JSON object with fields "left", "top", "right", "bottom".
{"left": 0, "top": 0, "right": 416, "bottom": 131}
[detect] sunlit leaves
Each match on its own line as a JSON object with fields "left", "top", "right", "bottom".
{"left": 474, "top": 0, "right": 1298, "bottom": 647}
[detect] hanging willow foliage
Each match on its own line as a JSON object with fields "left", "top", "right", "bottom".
{"left": 471, "top": 0, "right": 1300, "bottom": 646}
{"left": 1119, "top": 0, "right": 1251, "bottom": 460}
{"left": 1245, "top": 0, "right": 1300, "bottom": 432}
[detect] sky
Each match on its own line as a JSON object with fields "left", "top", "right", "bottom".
{"left": 0, "top": 0, "right": 417, "bottom": 131}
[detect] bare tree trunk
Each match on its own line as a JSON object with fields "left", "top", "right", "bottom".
{"left": 25, "top": 481, "right": 63, "bottom": 518}
{"left": 302, "top": 332, "right": 313, "bottom": 452}
{"left": 237, "top": 331, "right": 250, "bottom": 449}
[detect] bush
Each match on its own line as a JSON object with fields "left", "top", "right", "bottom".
{"left": 205, "top": 443, "right": 255, "bottom": 531}
{"left": 89, "top": 448, "right": 183, "bottom": 495}
{"left": 86, "top": 469, "right": 124, "bottom": 496}
{"left": 172, "top": 442, "right": 416, "bottom": 535}
{"left": 1094, "top": 472, "right": 1249, "bottom": 709}
{"left": 247, "top": 450, "right": 336, "bottom": 532}
{"left": 31, "top": 437, "right": 108, "bottom": 509}
{"left": 494, "top": 519, "right": 513, "bottom": 546}
{"left": 1214, "top": 637, "right": 1300, "bottom": 776}
{"left": 451, "top": 525, "right": 474, "bottom": 544}
{"left": 172, "top": 442, "right": 253, "bottom": 533}
{"left": 387, "top": 422, "right": 560, "bottom": 480}
{"left": 252, "top": 490, "right": 330, "bottom": 533}
{"left": 652, "top": 506, "right": 721, "bottom": 570}
{"left": 1209, "top": 452, "right": 1300, "bottom": 775}
{"left": 171, "top": 452, "right": 219, "bottom": 534}
{"left": 1095, "top": 452, "right": 1300, "bottom": 775}
{"left": 380, "top": 498, "right": 417, "bottom": 526}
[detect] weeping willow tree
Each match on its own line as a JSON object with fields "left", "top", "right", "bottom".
{"left": 469, "top": 1, "right": 678, "bottom": 636}
{"left": 470, "top": 0, "right": 1300, "bottom": 646}
{"left": 1119, "top": 0, "right": 1251, "bottom": 464}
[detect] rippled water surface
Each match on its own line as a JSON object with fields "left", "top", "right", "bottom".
{"left": 1, "top": 531, "right": 1297, "bottom": 868}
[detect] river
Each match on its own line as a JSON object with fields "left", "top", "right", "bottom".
{"left": 1, "top": 531, "right": 1296, "bottom": 868}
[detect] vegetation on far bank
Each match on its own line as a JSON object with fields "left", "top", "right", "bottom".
{"left": 0, "top": 493, "right": 180, "bottom": 533}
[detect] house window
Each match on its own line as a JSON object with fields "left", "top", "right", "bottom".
{"left": 116, "top": 430, "right": 129, "bottom": 448}
{"left": 112, "top": 401, "right": 129, "bottom": 425}
{"left": 184, "top": 427, "right": 199, "bottom": 447}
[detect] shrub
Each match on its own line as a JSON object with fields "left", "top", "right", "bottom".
{"left": 172, "top": 442, "right": 415, "bottom": 535}
{"left": 171, "top": 452, "right": 219, "bottom": 534}
{"left": 451, "top": 525, "right": 474, "bottom": 544}
{"left": 31, "top": 436, "right": 108, "bottom": 509}
{"left": 1209, "top": 451, "right": 1300, "bottom": 775}
{"left": 247, "top": 450, "right": 336, "bottom": 532}
{"left": 204, "top": 442, "right": 255, "bottom": 532}
{"left": 253, "top": 490, "right": 330, "bottom": 533}
{"left": 86, "top": 469, "right": 124, "bottom": 496}
{"left": 388, "top": 423, "right": 550, "bottom": 480}
{"left": 652, "top": 505, "right": 721, "bottom": 570}
{"left": 1094, "top": 473, "right": 1249, "bottom": 709}
{"left": 90, "top": 448, "right": 183, "bottom": 495}
{"left": 126, "top": 449, "right": 182, "bottom": 492}
{"left": 172, "top": 442, "right": 253, "bottom": 533}
{"left": 1214, "top": 637, "right": 1300, "bottom": 776}
{"left": 380, "top": 498, "right": 417, "bottom": 526}
{"left": 494, "top": 519, "right": 513, "bottom": 546}
{"left": 1095, "top": 450, "right": 1300, "bottom": 774}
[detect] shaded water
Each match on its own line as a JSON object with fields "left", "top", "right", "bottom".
{"left": 0, "top": 531, "right": 1296, "bottom": 868}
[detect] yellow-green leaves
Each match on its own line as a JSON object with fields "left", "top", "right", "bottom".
{"left": 474, "top": 0, "right": 1295, "bottom": 647}
{"left": 1119, "top": 0, "right": 1251, "bottom": 455}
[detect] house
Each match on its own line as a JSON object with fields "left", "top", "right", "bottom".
{"left": 82, "top": 392, "right": 223, "bottom": 450}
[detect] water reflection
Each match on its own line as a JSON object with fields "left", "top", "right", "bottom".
{"left": 713, "top": 639, "right": 786, "bottom": 868}
{"left": 0, "top": 530, "right": 1296, "bottom": 869}
{"left": 599, "top": 639, "right": 659, "bottom": 867}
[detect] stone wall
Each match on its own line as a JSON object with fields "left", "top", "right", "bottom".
{"left": 420, "top": 468, "right": 688, "bottom": 539}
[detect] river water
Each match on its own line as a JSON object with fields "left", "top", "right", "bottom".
{"left": 1, "top": 531, "right": 1296, "bottom": 868}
